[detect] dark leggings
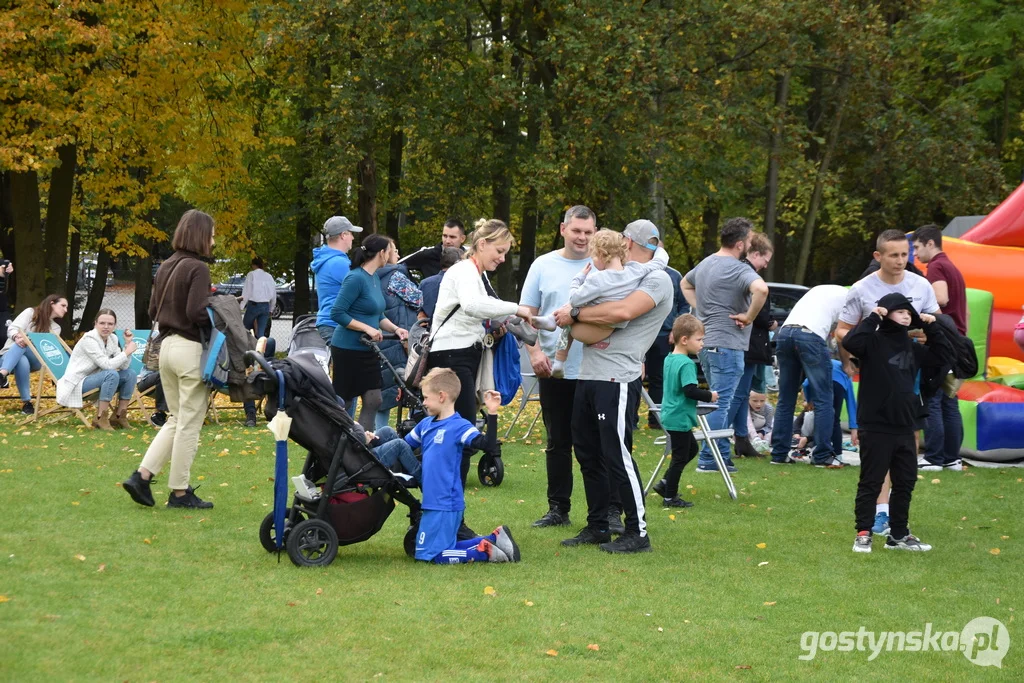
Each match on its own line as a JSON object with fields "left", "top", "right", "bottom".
{"left": 426, "top": 345, "right": 483, "bottom": 485}
{"left": 663, "top": 430, "right": 699, "bottom": 497}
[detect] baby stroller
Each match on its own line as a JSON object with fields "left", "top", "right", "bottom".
{"left": 288, "top": 314, "right": 331, "bottom": 379}
{"left": 246, "top": 350, "right": 422, "bottom": 567}
{"left": 361, "top": 331, "right": 506, "bottom": 487}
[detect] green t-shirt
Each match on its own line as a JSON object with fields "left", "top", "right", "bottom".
{"left": 660, "top": 353, "right": 699, "bottom": 431}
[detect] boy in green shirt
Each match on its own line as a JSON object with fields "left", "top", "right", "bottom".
{"left": 653, "top": 315, "right": 718, "bottom": 508}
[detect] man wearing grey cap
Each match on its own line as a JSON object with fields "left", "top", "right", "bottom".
{"left": 681, "top": 217, "right": 769, "bottom": 473}
{"left": 312, "top": 216, "right": 363, "bottom": 343}
{"left": 551, "top": 219, "right": 673, "bottom": 554}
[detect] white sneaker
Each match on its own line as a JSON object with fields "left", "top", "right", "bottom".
{"left": 492, "top": 525, "right": 521, "bottom": 562}
{"left": 531, "top": 314, "right": 558, "bottom": 332}
{"left": 944, "top": 460, "right": 963, "bottom": 471}
{"left": 918, "top": 463, "right": 942, "bottom": 471}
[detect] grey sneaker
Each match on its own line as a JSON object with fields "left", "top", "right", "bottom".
{"left": 503, "top": 316, "right": 538, "bottom": 346}
{"left": 599, "top": 533, "right": 652, "bottom": 554}
{"left": 853, "top": 532, "right": 872, "bottom": 553}
{"left": 885, "top": 534, "right": 932, "bottom": 552}
{"left": 492, "top": 525, "right": 521, "bottom": 562}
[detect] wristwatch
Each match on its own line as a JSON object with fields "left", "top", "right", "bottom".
{"left": 570, "top": 306, "right": 581, "bottom": 322}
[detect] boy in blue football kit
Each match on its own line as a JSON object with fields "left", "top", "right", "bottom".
{"left": 405, "top": 368, "right": 521, "bottom": 564}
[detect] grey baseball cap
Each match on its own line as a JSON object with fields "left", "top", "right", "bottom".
{"left": 323, "top": 216, "right": 363, "bottom": 237}
{"left": 623, "top": 219, "right": 660, "bottom": 251}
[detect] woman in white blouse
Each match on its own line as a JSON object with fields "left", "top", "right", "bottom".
{"left": 56, "top": 309, "right": 138, "bottom": 430}
{"left": 0, "top": 294, "right": 68, "bottom": 415}
{"left": 428, "top": 219, "right": 533, "bottom": 464}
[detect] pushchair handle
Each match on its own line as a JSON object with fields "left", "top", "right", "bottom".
{"left": 359, "top": 332, "right": 399, "bottom": 346}
{"left": 245, "top": 350, "right": 277, "bottom": 381}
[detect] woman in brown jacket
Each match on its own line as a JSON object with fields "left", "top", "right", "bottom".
{"left": 122, "top": 210, "right": 216, "bottom": 509}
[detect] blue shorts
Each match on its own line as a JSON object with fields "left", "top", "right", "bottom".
{"left": 414, "top": 509, "right": 462, "bottom": 562}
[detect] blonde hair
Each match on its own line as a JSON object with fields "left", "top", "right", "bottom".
{"left": 589, "top": 229, "right": 628, "bottom": 264}
{"left": 421, "top": 367, "right": 462, "bottom": 401}
{"left": 671, "top": 313, "right": 704, "bottom": 341}
{"left": 748, "top": 232, "right": 774, "bottom": 256}
{"left": 466, "top": 219, "right": 514, "bottom": 258}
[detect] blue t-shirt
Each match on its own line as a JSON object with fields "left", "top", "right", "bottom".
{"left": 312, "top": 246, "right": 352, "bottom": 329}
{"left": 519, "top": 251, "right": 593, "bottom": 379}
{"left": 803, "top": 359, "right": 858, "bottom": 429}
{"left": 330, "top": 268, "right": 386, "bottom": 350}
{"left": 404, "top": 413, "right": 480, "bottom": 511}
{"left": 419, "top": 272, "right": 444, "bottom": 321}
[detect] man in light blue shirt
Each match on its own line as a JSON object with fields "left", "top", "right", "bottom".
{"left": 519, "top": 205, "right": 596, "bottom": 528}
{"left": 312, "top": 216, "right": 362, "bottom": 343}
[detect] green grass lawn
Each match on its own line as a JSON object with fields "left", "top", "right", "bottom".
{"left": 1, "top": 404, "right": 1020, "bottom": 681}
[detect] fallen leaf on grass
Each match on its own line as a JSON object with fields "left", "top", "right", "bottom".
{"left": 316, "top": 588, "right": 323, "bottom": 596}
{"left": 755, "top": 543, "right": 767, "bottom": 549}
{"left": 97, "top": 564, "right": 106, "bottom": 572}
{"left": 931, "top": 478, "right": 941, "bottom": 484}
{"left": 197, "top": 476, "right": 205, "bottom": 481}
{"left": 0, "top": 595, "right": 9, "bottom": 603}
{"left": 483, "top": 586, "right": 497, "bottom": 596}
{"left": 219, "top": 483, "right": 229, "bottom": 487}
{"left": 990, "top": 548, "right": 1001, "bottom": 555}
{"left": 287, "top": 602, "right": 297, "bottom": 607}
{"left": 71, "top": 501, "right": 80, "bottom": 506}
{"left": 524, "top": 600, "right": 534, "bottom": 607}
{"left": 143, "top": 538, "right": 152, "bottom": 545}
{"left": 74, "top": 554, "right": 86, "bottom": 561}
{"left": 545, "top": 649, "right": 558, "bottom": 657}
{"left": 1001, "top": 536, "right": 1009, "bottom": 540}
{"left": 669, "top": 515, "right": 676, "bottom": 521}
{"left": 587, "top": 644, "right": 599, "bottom": 651}
{"left": 735, "top": 665, "right": 752, "bottom": 670}
{"left": 764, "top": 601, "right": 776, "bottom": 606}
{"left": 757, "top": 561, "right": 769, "bottom": 567}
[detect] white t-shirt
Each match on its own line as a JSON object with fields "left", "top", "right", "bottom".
{"left": 781, "top": 285, "right": 849, "bottom": 341}
{"left": 839, "top": 271, "right": 939, "bottom": 326}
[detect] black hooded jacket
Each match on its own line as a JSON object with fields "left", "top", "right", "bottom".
{"left": 841, "top": 312, "right": 952, "bottom": 434}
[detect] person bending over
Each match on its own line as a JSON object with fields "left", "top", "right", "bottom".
{"left": 405, "top": 368, "right": 520, "bottom": 564}
{"left": 533, "top": 229, "right": 668, "bottom": 378}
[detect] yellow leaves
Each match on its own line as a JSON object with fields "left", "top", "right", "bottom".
{"left": 71, "top": 501, "right": 80, "bottom": 506}
{"left": 143, "top": 538, "right": 152, "bottom": 545}
{"left": 930, "top": 478, "right": 941, "bottom": 484}
{"left": 587, "top": 644, "right": 600, "bottom": 651}
{"left": 316, "top": 588, "right": 323, "bottom": 596}
{"left": 755, "top": 543, "right": 767, "bottom": 549}
{"left": 764, "top": 601, "right": 776, "bottom": 606}
{"left": 990, "top": 548, "right": 1001, "bottom": 556}
{"left": 218, "top": 449, "right": 230, "bottom": 457}
{"left": 668, "top": 514, "right": 676, "bottom": 521}
{"left": 483, "top": 586, "right": 497, "bottom": 596}
{"left": 1001, "top": 536, "right": 1010, "bottom": 540}
{"left": 545, "top": 649, "right": 558, "bottom": 657}
{"left": 97, "top": 564, "right": 106, "bottom": 573}
{"left": 74, "top": 554, "right": 86, "bottom": 561}
{"left": 219, "top": 482, "right": 229, "bottom": 487}
{"left": 0, "top": 595, "right": 9, "bottom": 603}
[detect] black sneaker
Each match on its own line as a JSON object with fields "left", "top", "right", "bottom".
{"left": 20, "top": 401, "right": 34, "bottom": 416}
{"left": 122, "top": 470, "right": 155, "bottom": 507}
{"left": 166, "top": 486, "right": 214, "bottom": 509}
{"left": 770, "top": 455, "right": 796, "bottom": 465}
{"left": 532, "top": 507, "right": 571, "bottom": 528}
{"left": 600, "top": 532, "right": 652, "bottom": 554}
{"left": 456, "top": 520, "right": 477, "bottom": 541}
{"left": 662, "top": 496, "right": 693, "bottom": 508}
{"left": 607, "top": 509, "right": 626, "bottom": 535}
{"left": 245, "top": 416, "right": 257, "bottom": 428}
{"left": 561, "top": 526, "right": 611, "bottom": 547}
{"left": 148, "top": 412, "right": 167, "bottom": 428}
{"left": 652, "top": 479, "right": 668, "bottom": 498}
{"left": 0, "top": 374, "right": 8, "bottom": 389}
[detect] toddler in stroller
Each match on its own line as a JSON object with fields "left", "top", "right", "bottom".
{"left": 247, "top": 350, "right": 422, "bottom": 567}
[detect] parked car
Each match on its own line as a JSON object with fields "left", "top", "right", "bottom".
{"left": 211, "top": 275, "right": 245, "bottom": 298}
{"left": 77, "top": 258, "right": 115, "bottom": 291}
{"left": 766, "top": 282, "right": 809, "bottom": 327}
{"left": 273, "top": 277, "right": 317, "bottom": 319}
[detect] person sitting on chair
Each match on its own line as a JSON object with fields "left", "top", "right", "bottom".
{"left": 0, "top": 294, "right": 68, "bottom": 416}
{"left": 56, "top": 308, "right": 138, "bottom": 430}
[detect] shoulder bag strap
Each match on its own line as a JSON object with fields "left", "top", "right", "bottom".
{"left": 152, "top": 258, "right": 186, "bottom": 324}
{"left": 427, "top": 304, "right": 460, "bottom": 344}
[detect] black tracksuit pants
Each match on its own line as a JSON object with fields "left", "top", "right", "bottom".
{"left": 427, "top": 345, "right": 483, "bottom": 485}
{"left": 539, "top": 377, "right": 576, "bottom": 513}
{"left": 572, "top": 379, "right": 647, "bottom": 536}
{"left": 855, "top": 429, "right": 917, "bottom": 538}
{"left": 663, "top": 430, "right": 699, "bottom": 498}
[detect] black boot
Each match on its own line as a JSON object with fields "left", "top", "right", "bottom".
{"left": 733, "top": 435, "right": 760, "bottom": 459}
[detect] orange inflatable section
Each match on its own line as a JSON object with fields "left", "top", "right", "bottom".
{"left": 917, "top": 237, "right": 1024, "bottom": 361}
{"left": 960, "top": 183, "right": 1024, "bottom": 247}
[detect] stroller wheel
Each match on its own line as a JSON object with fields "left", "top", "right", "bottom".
{"left": 403, "top": 524, "right": 418, "bottom": 558}
{"left": 258, "top": 511, "right": 305, "bottom": 553}
{"left": 478, "top": 454, "right": 504, "bottom": 487}
{"left": 286, "top": 519, "right": 338, "bottom": 567}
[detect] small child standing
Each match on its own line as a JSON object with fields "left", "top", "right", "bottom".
{"left": 405, "top": 368, "right": 520, "bottom": 564}
{"left": 842, "top": 293, "right": 951, "bottom": 553}
{"left": 532, "top": 228, "right": 668, "bottom": 377}
{"left": 651, "top": 314, "right": 717, "bottom": 508}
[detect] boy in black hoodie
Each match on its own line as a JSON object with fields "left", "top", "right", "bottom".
{"left": 841, "top": 292, "right": 952, "bottom": 553}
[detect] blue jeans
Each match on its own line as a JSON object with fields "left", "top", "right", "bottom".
{"left": 1, "top": 343, "right": 42, "bottom": 402}
{"left": 81, "top": 368, "right": 138, "bottom": 403}
{"left": 729, "top": 363, "right": 759, "bottom": 438}
{"left": 375, "top": 409, "right": 392, "bottom": 430}
{"left": 317, "top": 325, "right": 335, "bottom": 344}
{"left": 770, "top": 327, "right": 834, "bottom": 463}
{"left": 372, "top": 426, "right": 421, "bottom": 483}
{"left": 923, "top": 391, "right": 962, "bottom": 466}
{"left": 698, "top": 346, "right": 745, "bottom": 468}
{"left": 243, "top": 301, "right": 271, "bottom": 338}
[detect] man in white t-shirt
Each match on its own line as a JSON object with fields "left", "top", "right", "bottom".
{"left": 519, "top": 205, "right": 597, "bottom": 529}
{"left": 835, "top": 229, "right": 940, "bottom": 533}
{"left": 768, "top": 285, "right": 849, "bottom": 467}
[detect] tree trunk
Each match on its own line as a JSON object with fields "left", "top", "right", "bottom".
{"left": 385, "top": 124, "right": 404, "bottom": 250}
{"left": 10, "top": 171, "right": 45, "bottom": 309}
{"left": 44, "top": 144, "right": 77, "bottom": 296}
{"left": 357, "top": 152, "right": 378, "bottom": 234}
{"left": 78, "top": 219, "right": 114, "bottom": 334}
{"left": 701, "top": 201, "right": 720, "bottom": 258}
{"left": 665, "top": 199, "right": 694, "bottom": 271}
{"left": 764, "top": 71, "right": 790, "bottom": 281}
{"left": 794, "top": 64, "right": 852, "bottom": 285}
{"left": 64, "top": 227, "right": 81, "bottom": 338}
{"left": 134, "top": 236, "right": 153, "bottom": 330}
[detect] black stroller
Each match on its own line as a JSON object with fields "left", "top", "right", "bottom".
{"left": 361, "top": 328, "right": 506, "bottom": 487}
{"left": 247, "top": 350, "right": 422, "bottom": 567}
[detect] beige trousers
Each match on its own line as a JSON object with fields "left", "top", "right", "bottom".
{"left": 140, "top": 335, "right": 210, "bottom": 490}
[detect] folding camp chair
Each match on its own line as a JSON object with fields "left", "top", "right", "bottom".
{"left": 115, "top": 330, "right": 155, "bottom": 415}
{"left": 20, "top": 333, "right": 99, "bottom": 428}
{"left": 503, "top": 343, "right": 542, "bottom": 440}
{"left": 641, "top": 387, "right": 737, "bottom": 500}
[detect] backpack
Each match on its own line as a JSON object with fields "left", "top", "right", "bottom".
{"left": 200, "top": 308, "right": 230, "bottom": 393}
{"left": 933, "top": 314, "right": 978, "bottom": 379}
